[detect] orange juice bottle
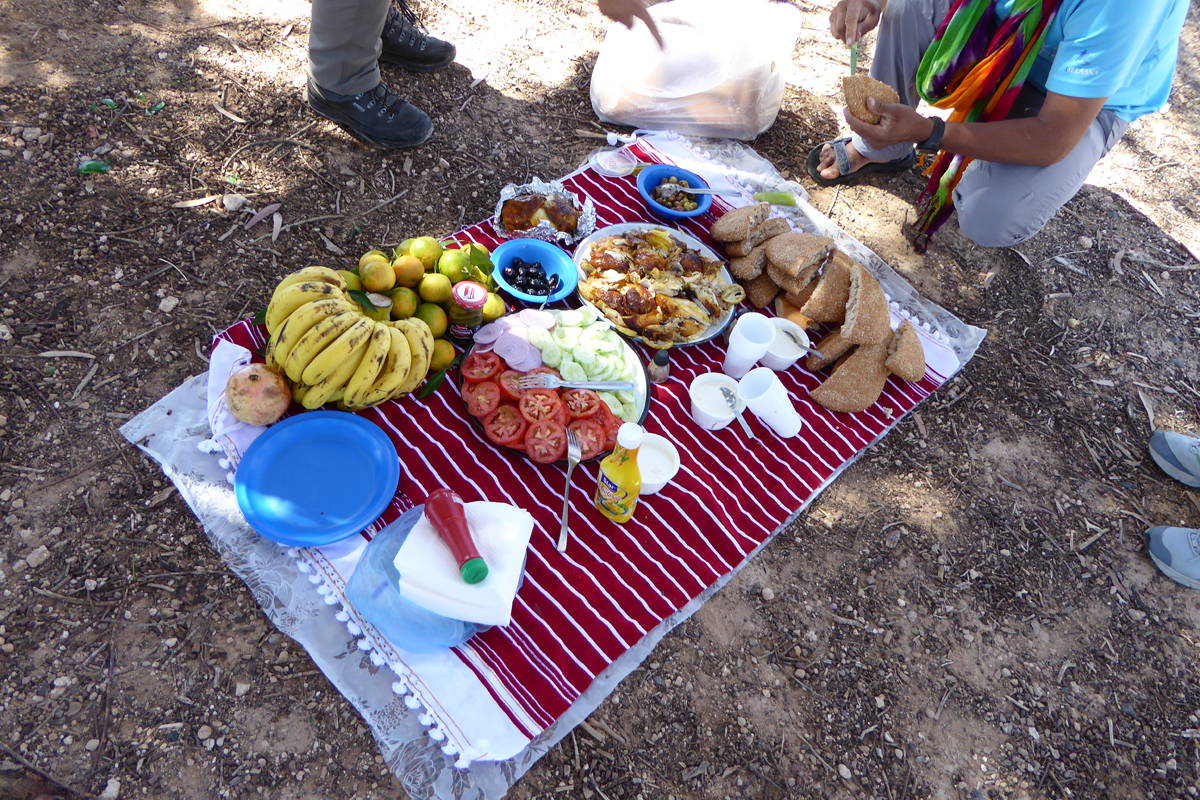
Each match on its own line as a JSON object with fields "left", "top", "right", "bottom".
{"left": 594, "top": 423, "right": 644, "bottom": 524}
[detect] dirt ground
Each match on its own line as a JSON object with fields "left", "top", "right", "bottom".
{"left": 2, "top": 0, "right": 1200, "bottom": 798}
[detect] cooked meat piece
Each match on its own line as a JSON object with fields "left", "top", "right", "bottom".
{"left": 633, "top": 246, "right": 668, "bottom": 272}
{"left": 543, "top": 194, "right": 580, "bottom": 233}
{"left": 499, "top": 195, "right": 546, "bottom": 231}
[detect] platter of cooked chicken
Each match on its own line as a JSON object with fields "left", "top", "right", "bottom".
{"left": 574, "top": 223, "right": 746, "bottom": 349}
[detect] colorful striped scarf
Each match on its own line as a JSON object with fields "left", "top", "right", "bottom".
{"left": 911, "top": 0, "right": 1062, "bottom": 251}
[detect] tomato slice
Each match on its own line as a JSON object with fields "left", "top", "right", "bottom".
{"left": 528, "top": 366, "right": 560, "bottom": 379}
{"left": 519, "top": 389, "right": 564, "bottom": 424}
{"left": 497, "top": 370, "right": 524, "bottom": 402}
{"left": 593, "top": 402, "right": 620, "bottom": 450}
{"left": 562, "top": 389, "right": 601, "bottom": 419}
{"left": 568, "top": 418, "right": 607, "bottom": 460}
{"left": 482, "top": 405, "right": 527, "bottom": 448}
{"left": 462, "top": 351, "right": 502, "bottom": 383}
{"left": 525, "top": 421, "right": 567, "bottom": 464}
{"left": 463, "top": 380, "right": 500, "bottom": 418}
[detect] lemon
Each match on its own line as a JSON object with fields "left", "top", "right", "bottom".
{"left": 391, "top": 254, "right": 425, "bottom": 288}
{"left": 388, "top": 286, "right": 419, "bottom": 319}
{"left": 417, "top": 272, "right": 453, "bottom": 304}
{"left": 429, "top": 339, "right": 456, "bottom": 372}
{"left": 337, "top": 269, "right": 363, "bottom": 292}
{"left": 358, "top": 250, "right": 390, "bottom": 271}
{"left": 437, "top": 247, "right": 472, "bottom": 284}
{"left": 415, "top": 303, "right": 448, "bottom": 338}
{"left": 408, "top": 236, "right": 443, "bottom": 271}
{"left": 482, "top": 292, "right": 507, "bottom": 322}
{"left": 361, "top": 260, "right": 396, "bottom": 293}
{"left": 393, "top": 238, "right": 416, "bottom": 259}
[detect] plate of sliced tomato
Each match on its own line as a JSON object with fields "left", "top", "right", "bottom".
{"left": 456, "top": 339, "right": 650, "bottom": 464}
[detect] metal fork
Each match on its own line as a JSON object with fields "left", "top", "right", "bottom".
{"left": 654, "top": 183, "right": 738, "bottom": 198}
{"left": 557, "top": 428, "right": 583, "bottom": 553}
{"left": 518, "top": 374, "right": 635, "bottom": 392}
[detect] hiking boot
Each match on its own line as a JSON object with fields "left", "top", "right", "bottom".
{"left": 1147, "top": 526, "right": 1200, "bottom": 590}
{"left": 307, "top": 80, "right": 433, "bottom": 149}
{"left": 380, "top": 4, "right": 456, "bottom": 72}
{"left": 1149, "top": 429, "right": 1200, "bottom": 488}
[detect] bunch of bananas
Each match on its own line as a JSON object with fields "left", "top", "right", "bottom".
{"left": 262, "top": 266, "right": 434, "bottom": 411}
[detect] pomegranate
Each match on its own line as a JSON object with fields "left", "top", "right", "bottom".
{"left": 225, "top": 364, "right": 291, "bottom": 426}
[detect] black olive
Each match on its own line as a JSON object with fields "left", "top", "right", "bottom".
{"left": 547, "top": 275, "right": 560, "bottom": 290}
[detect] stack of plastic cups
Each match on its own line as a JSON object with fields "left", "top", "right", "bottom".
{"left": 721, "top": 313, "right": 775, "bottom": 379}
{"left": 738, "top": 367, "right": 803, "bottom": 438}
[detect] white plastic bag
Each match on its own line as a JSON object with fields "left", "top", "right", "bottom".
{"left": 590, "top": 0, "right": 801, "bottom": 141}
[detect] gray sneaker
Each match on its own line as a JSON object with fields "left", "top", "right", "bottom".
{"left": 1149, "top": 429, "right": 1200, "bottom": 488}
{"left": 1147, "top": 526, "right": 1200, "bottom": 589}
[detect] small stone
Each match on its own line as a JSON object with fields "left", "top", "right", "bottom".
{"left": 163, "top": 638, "right": 178, "bottom": 648}
{"left": 837, "top": 763, "right": 852, "bottom": 780}
{"left": 84, "top": 578, "right": 98, "bottom": 591}
{"left": 197, "top": 724, "right": 213, "bottom": 740}
{"left": 1078, "top": 236, "right": 1094, "bottom": 250}
{"left": 1127, "top": 609, "right": 1146, "bottom": 622}
{"left": 53, "top": 676, "right": 71, "bottom": 687}
{"left": 98, "top": 778, "right": 120, "bottom": 800}
{"left": 25, "top": 545, "right": 50, "bottom": 569}
{"left": 235, "top": 682, "right": 251, "bottom": 697}
{"left": 20, "top": 126, "right": 42, "bottom": 141}
{"left": 222, "top": 193, "right": 247, "bottom": 212}
{"left": 159, "top": 296, "right": 180, "bottom": 313}
{"left": 760, "top": 587, "right": 775, "bottom": 602}
{"left": 86, "top": 738, "right": 100, "bottom": 751}
{"left": 1165, "top": 758, "right": 1177, "bottom": 771}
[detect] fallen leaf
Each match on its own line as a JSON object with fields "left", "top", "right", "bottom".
{"left": 172, "top": 195, "right": 220, "bottom": 209}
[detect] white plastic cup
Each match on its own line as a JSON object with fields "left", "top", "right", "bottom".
{"left": 760, "top": 318, "right": 811, "bottom": 372}
{"left": 738, "top": 367, "right": 803, "bottom": 438}
{"left": 722, "top": 312, "right": 775, "bottom": 379}
{"left": 688, "top": 372, "right": 743, "bottom": 430}
{"left": 637, "top": 434, "right": 681, "bottom": 495}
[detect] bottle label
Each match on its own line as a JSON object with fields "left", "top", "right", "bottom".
{"left": 595, "top": 473, "right": 631, "bottom": 518}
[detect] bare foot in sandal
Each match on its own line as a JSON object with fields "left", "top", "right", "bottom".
{"left": 817, "top": 139, "right": 878, "bottom": 180}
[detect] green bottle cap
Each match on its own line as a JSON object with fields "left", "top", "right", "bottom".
{"left": 460, "top": 557, "right": 489, "bottom": 585}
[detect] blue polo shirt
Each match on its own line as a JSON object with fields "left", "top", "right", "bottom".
{"left": 999, "top": 0, "right": 1188, "bottom": 121}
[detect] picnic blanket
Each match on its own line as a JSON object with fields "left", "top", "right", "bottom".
{"left": 123, "top": 132, "right": 986, "bottom": 799}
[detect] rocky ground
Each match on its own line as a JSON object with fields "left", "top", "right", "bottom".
{"left": 2, "top": 0, "right": 1200, "bottom": 798}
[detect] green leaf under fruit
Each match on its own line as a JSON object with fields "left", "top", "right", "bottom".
{"left": 418, "top": 369, "right": 447, "bottom": 398}
{"left": 252, "top": 308, "right": 268, "bottom": 325}
{"left": 348, "top": 290, "right": 380, "bottom": 311}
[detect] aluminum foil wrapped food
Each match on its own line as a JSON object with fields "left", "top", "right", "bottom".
{"left": 492, "top": 177, "right": 596, "bottom": 246}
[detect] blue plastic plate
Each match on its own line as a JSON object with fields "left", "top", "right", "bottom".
{"left": 234, "top": 411, "right": 400, "bottom": 547}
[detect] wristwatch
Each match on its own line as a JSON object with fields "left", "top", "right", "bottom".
{"left": 916, "top": 116, "right": 946, "bottom": 153}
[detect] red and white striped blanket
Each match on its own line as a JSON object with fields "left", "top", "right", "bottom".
{"left": 214, "top": 137, "right": 963, "bottom": 765}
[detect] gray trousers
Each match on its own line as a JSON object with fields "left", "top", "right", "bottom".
{"left": 309, "top": 0, "right": 391, "bottom": 96}
{"left": 856, "top": 0, "right": 1128, "bottom": 247}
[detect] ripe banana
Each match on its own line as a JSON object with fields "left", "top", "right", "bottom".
{"left": 265, "top": 281, "right": 344, "bottom": 335}
{"left": 301, "top": 324, "right": 378, "bottom": 409}
{"left": 300, "top": 317, "right": 374, "bottom": 386}
{"left": 271, "top": 266, "right": 346, "bottom": 299}
{"left": 269, "top": 297, "right": 350, "bottom": 369}
{"left": 342, "top": 323, "right": 392, "bottom": 408}
{"left": 353, "top": 326, "right": 412, "bottom": 408}
{"left": 282, "top": 310, "right": 358, "bottom": 383}
{"left": 292, "top": 383, "right": 310, "bottom": 406}
{"left": 391, "top": 318, "right": 433, "bottom": 397}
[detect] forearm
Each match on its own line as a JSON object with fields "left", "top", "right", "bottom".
{"left": 940, "top": 117, "right": 1075, "bottom": 167}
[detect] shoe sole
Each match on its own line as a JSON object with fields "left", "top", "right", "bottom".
{"left": 308, "top": 103, "right": 433, "bottom": 150}
{"left": 379, "top": 52, "right": 456, "bottom": 72}
{"left": 1148, "top": 550, "right": 1200, "bottom": 590}
{"left": 1149, "top": 444, "right": 1200, "bottom": 488}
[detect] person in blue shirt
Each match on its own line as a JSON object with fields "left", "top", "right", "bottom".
{"left": 809, "top": 0, "right": 1189, "bottom": 248}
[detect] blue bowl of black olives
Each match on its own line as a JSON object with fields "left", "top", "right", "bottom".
{"left": 490, "top": 239, "right": 577, "bottom": 305}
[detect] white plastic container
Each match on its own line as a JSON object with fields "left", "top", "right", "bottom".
{"left": 738, "top": 367, "right": 803, "bottom": 438}
{"left": 688, "top": 372, "right": 743, "bottom": 430}
{"left": 760, "top": 318, "right": 811, "bottom": 371}
{"left": 721, "top": 312, "right": 775, "bottom": 379}
{"left": 637, "top": 434, "right": 681, "bottom": 495}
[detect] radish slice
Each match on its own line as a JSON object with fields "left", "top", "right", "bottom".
{"left": 516, "top": 309, "right": 556, "bottom": 329}
{"left": 494, "top": 332, "right": 534, "bottom": 367}
{"left": 509, "top": 350, "right": 543, "bottom": 372}
{"left": 473, "top": 321, "right": 505, "bottom": 345}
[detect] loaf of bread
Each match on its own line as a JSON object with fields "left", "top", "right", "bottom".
{"left": 727, "top": 217, "right": 791, "bottom": 257}
{"left": 742, "top": 272, "right": 781, "bottom": 308}
{"left": 809, "top": 339, "right": 891, "bottom": 413}
{"left": 710, "top": 203, "right": 770, "bottom": 242}
{"left": 886, "top": 319, "right": 926, "bottom": 381}
{"left": 805, "top": 326, "right": 854, "bottom": 371}
{"left": 729, "top": 244, "right": 768, "bottom": 280}
{"left": 842, "top": 264, "right": 891, "bottom": 345}
{"left": 843, "top": 75, "right": 900, "bottom": 125}
{"left": 800, "top": 250, "right": 855, "bottom": 323}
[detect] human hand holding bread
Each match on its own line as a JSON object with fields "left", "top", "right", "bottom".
{"left": 708, "top": 204, "right": 926, "bottom": 414}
